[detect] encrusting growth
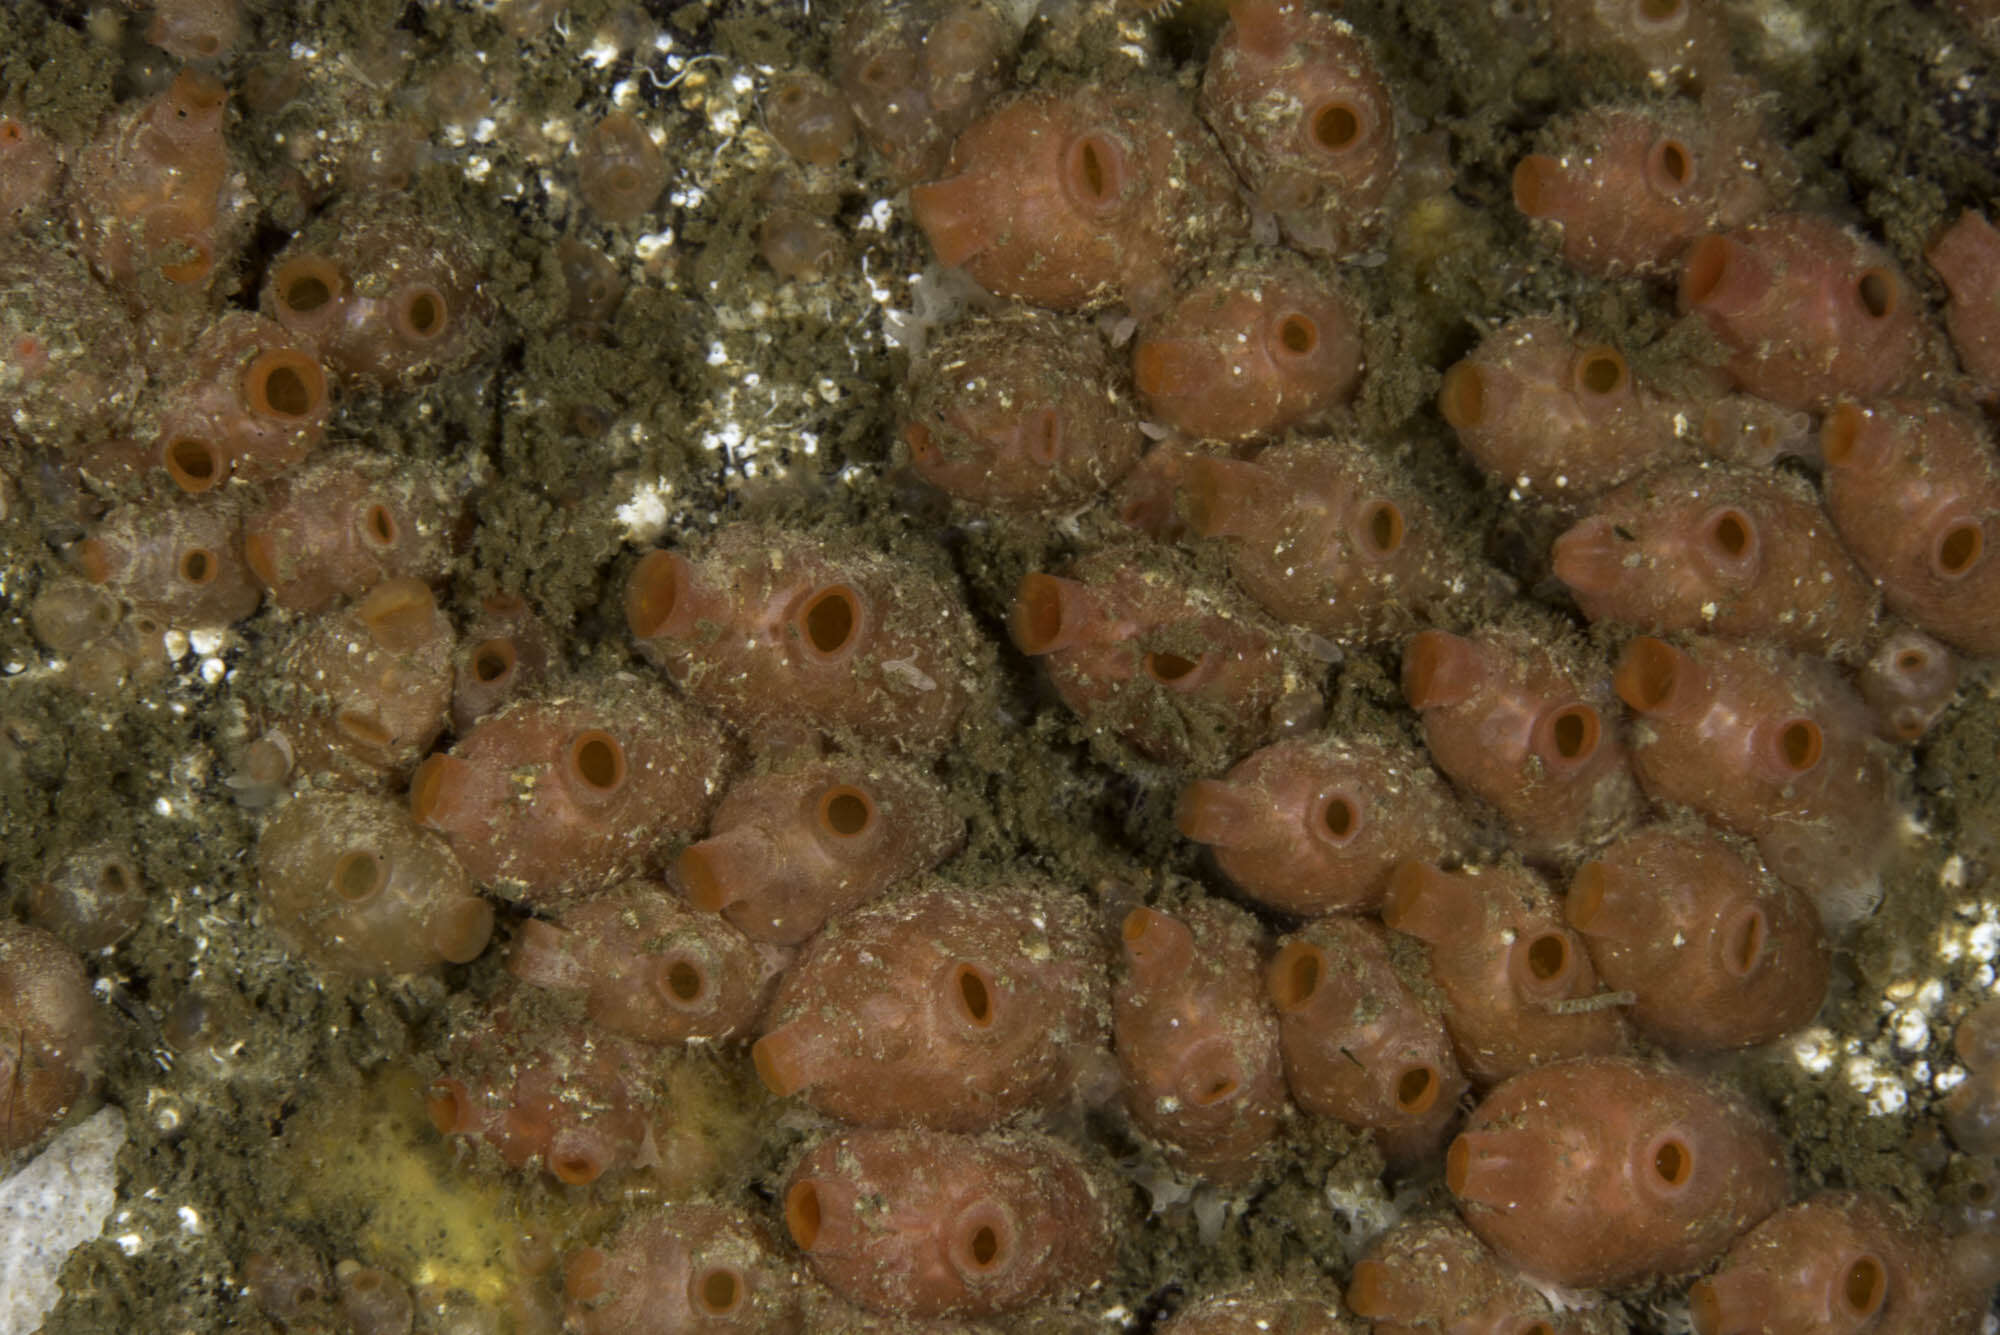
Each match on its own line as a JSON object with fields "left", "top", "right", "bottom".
{"left": 782, "top": 1126, "right": 1114, "bottom": 1319}
{"left": 626, "top": 524, "right": 985, "bottom": 757}
{"left": 563, "top": 1204, "right": 801, "bottom": 1335}
{"left": 1131, "top": 254, "right": 1363, "bottom": 442}
{"left": 409, "top": 678, "right": 735, "bottom": 903}
{"left": 909, "top": 80, "right": 1247, "bottom": 313}
{"left": 678, "top": 752, "right": 964, "bottom": 945}
{"left": 1199, "top": 0, "right": 1400, "bottom": 256}
{"left": 752, "top": 880, "right": 1105, "bottom": 1130}
{"left": 1383, "top": 860, "right": 1626, "bottom": 1084}
{"left": 900, "top": 306, "right": 1144, "bottom": 512}
{"left": 1613, "top": 634, "right": 1898, "bottom": 913}
{"left": 1566, "top": 824, "right": 1830, "bottom": 1051}
{"left": 1269, "top": 914, "right": 1466, "bottom": 1164}
{"left": 1114, "top": 901, "right": 1285, "bottom": 1180}
{"left": 1819, "top": 399, "right": 2000, "bottom": 657}
{"left": 1179, "top": 435, "right": 1456, "bottom": 641}
{"left": 1679, "top": 212, "right": 1933, "bottom": 410}
{"left": 256, "top": 791, "right": 492, "bottom": 978}
{"left": 1403, "top": 627, "right": 1641, "bottom": 859}
{"left": 1011, "top": 542, "right": 1306, "bottom": 768}
{"left": 1448, "top": 1057, "right": 1788, "bottom": 1288}
{"left": 1688, "top": 1192, "right": 1992, "bottom": 1335}
{"left": 1176, "top": 733, "right": 1472, "bottom": 916}
{"left": 1347, "top": 1214, "right": 1610, "bottom": 1334}
{"left": 1552, "top": 460, "right": 1878, "bottom": 659}
{"left": 508, "top": 881, "right": 787, "bottom": 1044}
{"left": 0, "top": 922, "right": 100, "bottom": 1159}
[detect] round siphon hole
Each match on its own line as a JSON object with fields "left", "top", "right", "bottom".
{"left": 1525, "top": 933, "right": 1568, "bottom": 981}
{"left": 1027, "top": 410, "right": 1062, "bottom": 464}
{"left": 1322, "top": 795, "right": 1357, "bottom": 839}
{"left": 1857, "top": 269, "right": 1896, "bottom": 319}
{"left": 284, "top": 274, "right": 332, "bottom": 312}
{"left": 1277, "top": 314, "right": 1317, "bottom": 355}
{"left": 1682, "top": 237, "right": 1731, "bottom": 306}
{"left": 1657, "top": 140, "right": 1692, "bottom": 183}
{"left": 166, "top": 437, "right": 218, "bottom": 486}
{"left": 1438, "top": 364, "right": 1485, "bottom": 428}
{"left": 821, "top": 787, "right": 873, "bottom": 837}
{"left": 425, "top": 1083, "right": 466, "bottom": 1132}
{"left": 1897, "top": 649, "right": 1929, "bottom": 673}
{"left": 1620, "top": 640, "right": 1678, "bottom": 711}
{"left": 1578, "top": 352, "right": 1625, "bottom": 395}
{"left": 405, "top": 292, "right": 442, "bottom": 335}
{"left": 664, "top": 959, "right": 705, "bottom": 1002}
{"left": 363, "top": 503, "right": 398, "bottom": 546}
{"left": 954, "top": 964, "right": 994, "bottom": 1026}
{"left": 473, "top": 641, "right": 515, "bottom": 683}
{"left": 786, "top": 1183, "right": 822, "bottom": 1249}
{"left": 1363, "top": 501, "right": 1404, "bottom": 554}
{"left": 1779, "top": 719, "right": 1822, "bottom": 771}
{"left": 1549, "top": 705, "right": 1597, "bottom": 760}
{"left": 1938, "top": 522, "right": 1984, "bottom": 576}
{"left": 332, "top": 850, "right": 384, "bottom": 902}
{"left": 1195, "top": 1072, "right": 1238, "bottom": 1105}
{"left": 1727, "top": 909, "right": 1767, "bottom": 975}
{"left": 1654, "top": 1138, "right": 1692, "bottom": 1186}
{"left": 1710, "top": 510, "right": 1752, "bottom": 557}
{"left": 552, "top": 1153, "right": 600, "bottom": 1184}
{"left": 570, "top": 731, "right": 626, "bottom": 791}
{"left": 262, "top": 365, "right": 312, "bottom": 416}
{"left": 1311, "top": 101, "right": 1361, "bottom": 150}
{"left": 1843, "top": 1257, "right": 1887, "bottom": 1315}
{"left": 800, "top": 587, "right": 858, "bottom": 655}
{"left": 969, "top": 1227, "right": 1000, "bottom": 1268}
{"left": 179, "top": 548, "right": 216, "bottom": 584}
{"left": 1281, "top": 948, "right": 1322, "bottom": 1008}
{"left": 1145, "top": 650, "right": 1201, "bottom": 683}
{"left": 1076, "top": 140, "right": 1109, "bottom": 199}
{"left": 695, "top": 1269, "right": 742, "bottom": 1315}
{"left": 335, "top": 711, "right": 394, "bottom": 748}
{"left": 1396, "top": 1065, "right": 1437, "bottom": 1113}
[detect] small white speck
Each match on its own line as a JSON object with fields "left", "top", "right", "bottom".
{"left": 857, "top": 198, "right": 895, "bottom": 232}
{"left": 153, "top": 798, "right": 173, "bottom": 817}
{"left": 616, "top": 480, "right": 673, "bottom": 543}
{"left": 1792, "top": 1026, "right": 1835, "bottom": 1074}
{"left": 1891, "top": 1008, "right": 1930, "bottom": 1052}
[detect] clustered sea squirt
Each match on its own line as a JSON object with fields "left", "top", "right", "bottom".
{"left": 9, "top": 0, "right": 2000, "bottom": 1330}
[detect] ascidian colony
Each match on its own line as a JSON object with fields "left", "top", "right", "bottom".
{"left": 13, "top": 0, "right": 2000, "bottom": 1332}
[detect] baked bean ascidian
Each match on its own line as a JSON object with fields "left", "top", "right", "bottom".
{"left": 9, "top": 0, "right": 2000, "bottom": 1330}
